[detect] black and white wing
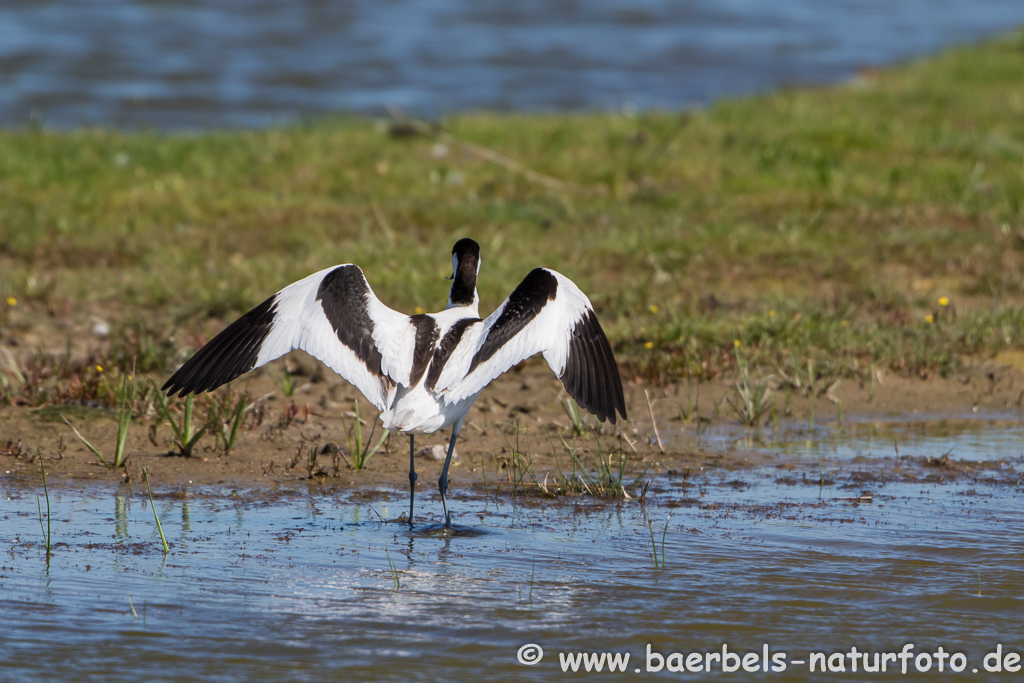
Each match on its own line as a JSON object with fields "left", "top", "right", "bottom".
{"left": 162, "top": 265, "right": 414, "bottom": 411}
{"left": 434, "top": 268, "right": 627, "bottom": 424}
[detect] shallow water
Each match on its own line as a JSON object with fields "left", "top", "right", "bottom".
{"left": 2, "top": 418, "right": 1022, "bottom": 681}
{"left": 3, "top": 0, "right": 1024, "bottom": 129}
{"left": 691, "top": 411, "right": 1024, "bottom": 464}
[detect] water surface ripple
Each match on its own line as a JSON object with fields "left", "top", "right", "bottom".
{"left": 2, "top": 418, "right": 1021, "bottom": 682}
{"left": 3, "top": 0, "right": 1024, "bottom": 128}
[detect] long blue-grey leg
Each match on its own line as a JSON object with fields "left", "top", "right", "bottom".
{"left": 438, "top": 423, "right": 462, "bottom": 528}
{"left": 408, "top": 434, "right": 417, "bottom": 527}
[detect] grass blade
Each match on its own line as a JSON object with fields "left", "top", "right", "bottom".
{"left": 562, "top": 398, "right": 584, "bottom": 436}
{"left": 38, "top": 457, "right": 52, "bottom": 554}
{"left": 143, "top": 467, "right": 170, "bottom": 554}
{"left": 113, "top": 363, "right": 137, "bottom": 467}
{"left": 385, "top": 544, "right": 400, "bottom": 591}
{"left": 153, "top": 383, "right": 185, "bottom": 445}
{"left": 61, "top": 414, "right": 109, "bottom": 466}
{"left": 224, "top": 394, "right": 247, "bottom": 452}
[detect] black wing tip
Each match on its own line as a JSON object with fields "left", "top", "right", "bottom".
{"left": 160, "top": 376, "right": 209, "bottom": 399}
{"left": 161, "top": 371, "right": 190, "bottom": 397}
{"left": 577, "top": 385, "right": 627, "bottom": 425}
{"left": 560, "top": 308, "right": 627, "bottom": 426}
{"left": 600, "top": 400, "right": 628, "bottom": 425}
{"left": 160, "top": 369, "right": 211, "bottom": 398}
{"left": 161, "top": 294, "right": 279, "bottom": 400}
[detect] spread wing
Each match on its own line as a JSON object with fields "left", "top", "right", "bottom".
{"left": 435, "top": 268, "right": 627, "bottom": 424}
{"left": 162, "top": 265, "right": 414, "bottom": 411}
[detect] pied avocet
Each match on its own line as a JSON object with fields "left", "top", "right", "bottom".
{"left": 163, "top": 238, "right": 627, "bottom": 527}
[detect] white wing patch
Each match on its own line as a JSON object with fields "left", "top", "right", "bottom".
{"left": 166, "top": 265, "right": 412, "bottom": 412}
{"left": 438, "top": 269, "right": 589, "bottom": 404}
{"left": 276, "top": 267, "right": 410, "bottom": 411}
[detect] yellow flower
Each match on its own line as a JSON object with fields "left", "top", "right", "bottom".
{"left": 734, "top": 339, "right": 742, "bottom": 348}
{"left": 648, "top": 304, "right": 660, "bottom": 314}
{"left": 938, "top": 296, "right": 950, "bottom": 307}
{"left": 644, "top": 341, "right": 654, "bottom": 349}
{"left": 925, "top": 314, "right": 934, "bottom": 324}
{"left": 96, "top": 365, "right": 104, "bottom": 372}
{"left": 768, "top": 310, "right": 776, "bottom": 318}
{"left": 5, "top": 297, "right": 15, "bottom": 307}
{"left": 414, "top": 306, "right": 424, "bottom": 315}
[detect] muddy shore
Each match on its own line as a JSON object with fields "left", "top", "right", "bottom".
{"left": 3, "top": 359, "right": 1023, "bottom": 494}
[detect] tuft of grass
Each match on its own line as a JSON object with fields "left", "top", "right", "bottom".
{"left": 501, "top": 420, "right": 538, "bottom": 494}
{"left": 62, "top": 364, "right": 137, "bottom": 468}
{"left": 385, "top": 544, "right": 400, "bottom": 591}
{"left": 208, "top": 391, "right": 248, "bottom": 454}
{"left": 561, "top": 398, "right": 585, "bottom": 436}
{"left": 272, "top": 366, "right": 296, "bottom": 398}
{"left": 340, "top": 401, "right": 388, "bottom": 469}
{"left": 550, "top": 430, "right": 637, "bottom": 497}
{"left": 726, "top": 350, "right": 773, "bottom": 427}
{"left": 644, "top": 389, "right": 665, "bottom": 452}
{"left": 153, "top": 387, "right": 209, "bottom": 457}
{"left": 0, "top": 347, "right": 26, "bottom": 398}
{"left": 647, "top": 516, "right": 670, "bottom": 570}
{"left": 37, "top": 457, "right": 52, "bottom": 556}
{"left": 529, "top": 556, "right": 536, "bottom": 602}
{"left": 302, "top": 445, "right": 326, "bottom": 479}
{"left": 676, "top": 381, "right": 699, "bottom": 422}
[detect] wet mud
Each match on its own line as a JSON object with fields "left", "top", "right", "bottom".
{"left": 3, "top": 360, "right": 1024, "bottom": 495}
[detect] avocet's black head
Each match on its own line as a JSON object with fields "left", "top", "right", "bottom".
{"left": 448, "top": 238, "right": 480, "bottom": 309}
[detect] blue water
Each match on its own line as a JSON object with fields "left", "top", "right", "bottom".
{"left": 1, "top": 420, "right": 1021, "bottom": 682}
{"left": 2, "top": 0, "right": 1023, "bottom": 129}
{"left": 690, "top": 412, "right": 1024, "bottom": 464}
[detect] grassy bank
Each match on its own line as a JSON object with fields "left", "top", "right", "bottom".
{"left": 2, "top": 30, "right": 1024, "bottom": 406}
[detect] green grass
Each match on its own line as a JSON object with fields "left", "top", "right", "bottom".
{"left": 143, "top": 467, "right": 170, "bottom": 554}
{"left": 561, "top": 398, "right": 585, "bottom": 436}
{"left": 37, "top": 457, "right": 52, "bottom": 556}
{"left": 208, "top": 390, "right": 248, "bottom": 454}
{"left": 550, "top": 430, "right": 636, "bottom": 497}
{"left": 726, "top": 349, "right": 774, "bottom": 426}
{"left": 340, "top": 400, "right": 388, "bottom": 469}
{"left": 2, "top": 29, "right": 1024, "bottom": 391}
{"left": 153, "top": 389, "right": 209, "bottom": 457}
{"left": 501, "top": 420, "right": 543, "bottom": 495}
{"left": 61, "top": 364, "right": 137, "bottom": 467}
{"left": 647, "top": 516, "right": 669, "bottom": 570}
{"left": 385, "top": 544, "right": 400, "bottom": 591}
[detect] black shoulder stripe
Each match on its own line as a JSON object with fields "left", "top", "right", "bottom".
{"left": 162, "top": 294, "right": 278, "bottom": 397}
{"left": 469, "top": 268, "right": 557, "bottom": 374}
{"left": 558, "top": 309, "right": 627, "bottom": 424}
{"left": 316, "top": 265, "right": 384, "bottom": 377}
{"left": 408, "top": 314, "right": 440, "bottom": 387}
{"left": 426, "top": 317, "right": 480, "bottom": 391}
